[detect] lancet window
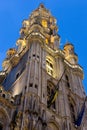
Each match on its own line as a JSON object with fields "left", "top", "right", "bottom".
{"left": 46, "top": 57, "right": 54, "bottom": 76}
{"left": 47, "top": 81, "right": 56, "bottom": 109}
{"left": 65, "top": 74, "right": 70, "bottom": 88}
{"left": 68, "top": 96, "right": 76, "bottom": 123}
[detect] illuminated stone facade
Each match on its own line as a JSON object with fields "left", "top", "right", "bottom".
{"left": 0, "top": 4, "right": 87, "bottom": 130}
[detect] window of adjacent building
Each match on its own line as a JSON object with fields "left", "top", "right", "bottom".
{"left": 47, "top": 81, "right": 56, "bottom": 109}
{"left": 46, "top": 57, "right": 54, "bottom": 76}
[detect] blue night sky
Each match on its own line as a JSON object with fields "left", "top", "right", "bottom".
{"left": 0, "top": 0, "right": 87, "bottom": 93}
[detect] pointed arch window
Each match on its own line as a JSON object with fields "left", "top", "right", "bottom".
{"left": 47, "top": 81, "right": 56, "bottom": 109}
{"left": 65, "top": 75, "right": 70, "bottom": 88}
{"left": 68, "top": 97, "right": 76, "bottom": 123}
{"left": 70, "top": 103, "right": 75, "bottom": 123}
{"left": 46, "top": 57, "right": 54, "bottom": 76}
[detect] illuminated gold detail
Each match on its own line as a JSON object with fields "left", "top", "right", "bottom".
{"left": 65, "top": 54, "right": 78, "bottom": 63}
{"left": 50, "top": 24, "right": 55, "bottom": 30}
{"left": 22, "top": 20, "right": 29, "bottom": 27}
{"left": 7, "top": 48, "right": 17, "bottom": 57}
{"left": 45, "top": 44, "right": 65, "bottom": 57}
{"left": 2, "top": 59, "right": 10, "bottom": 70}
{"left": 50, "top": 17, "right": 54, "bottom": 23}
{"left": 64, "top": 43, "right": 74, "bottom": 56}
{"left": 46, "top": 39, "right": 48, "bottom": 44}
{"left": 20, "top": 27, "right": 28, "bottom": 35}
{"left": 46, "top": 57, "right": 54, "bottom": 76}
{"left": 51, "top": 35, "right": 54, "bottom": 43}
{"left": 64, "top": 59, "right": 83, "bottom": 71}
{"left": 10, "top": 54, "right": 20, "bottom": 67}
{"left": 63, "top": 43, "right": 78, "bottom": 64}
{"left": 0, "top": 71, "right": 6, "bottom": 76}
{"left": 42, "top": 20, "right": 47, "bottom": 27}
{"left": 64, "top": 44, "right": 73, "bottom": 50}
{"left": 29, "top": 32, "right": 45, "bottom": 39}
{"left": 16, "top": 39, "right": 26, "bottom": 47}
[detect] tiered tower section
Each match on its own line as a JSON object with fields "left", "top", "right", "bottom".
{"left": 0, "top": 4, "right": 86, "bottom": 130}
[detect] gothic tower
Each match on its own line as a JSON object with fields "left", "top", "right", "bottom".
{"left": 0, "top": 4, "right": 87, "bottom": 130}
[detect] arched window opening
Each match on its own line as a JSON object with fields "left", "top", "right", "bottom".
{"left": 16, "top": 72, "right": 20, "bottom": 80}
{"left": 47, "top": 81, "right": 56, "bottom": 110}
{"left": 65, "top": 75, "right": 70, "bottom": 88}
{"left": 46, "top": 57, "right": 54, "bottom": 77}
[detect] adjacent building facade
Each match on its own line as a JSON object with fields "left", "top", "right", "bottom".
{"left": 0, "top": 4, "right": 87, "bottom": 130}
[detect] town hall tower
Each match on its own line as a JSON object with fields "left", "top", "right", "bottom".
{"left": 0, "top": 4, "right": 87, "bottom": 130}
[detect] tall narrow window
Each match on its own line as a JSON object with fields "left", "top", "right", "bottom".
{"left": 69, "top": 123, "right": 71, "bottom": 130}
{"left": 46, "top": 57, "right": 54, "bottom": 76}
{"left": 68, "top": 97, "right": 76, "bottom": 123}
{"left": 65, "top": 75, "right": 70, "bottom": 88}
{"left": 47, "top": 81, "right": 56, "bottom": 110}
{"left": 69, "top": 103, "right": 75, "bottom": 123}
